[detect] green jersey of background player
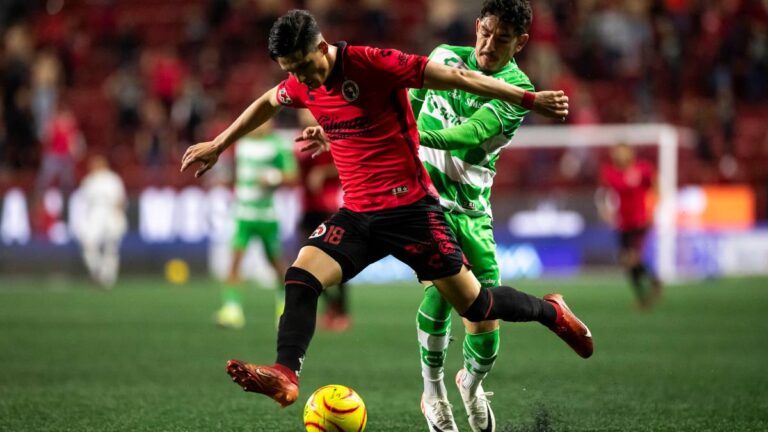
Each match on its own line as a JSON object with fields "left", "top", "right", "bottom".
{"left": 216, "top": 119, "right": 297, "bottom": 330}
{"left": 409, "top": 1, "right": 539, "bottom": 431}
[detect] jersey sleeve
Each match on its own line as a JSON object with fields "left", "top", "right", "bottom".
{"left": 419, "top": 108, "right": 503, "bottom": 150}
{"left": 482, "top": 71, "right": 534, "bottom": 138}
{"left": 408, "top": 46, "right": 444, "bottom": 118}
{"left": 358, "top": 46, "right": 428, "bottom": 89}
{"left": 275, "top": 77, "right": 306, "bottom": 108}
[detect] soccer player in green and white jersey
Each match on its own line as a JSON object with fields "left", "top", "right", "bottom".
{"left": 216, "top": 119, "right": 297, "bottom": 329}
{"left": 410, "top": 1, "right": 540, "bottom": 431}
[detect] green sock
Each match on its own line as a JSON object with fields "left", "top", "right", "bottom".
{"left": 461, "top": 328, "right": 500, "bottom": 395}
{"left": 222, "top": 286, "right": 242, "bottom": 306}
{"left": 416, "top": 285, "right": 452, "bottom": 398}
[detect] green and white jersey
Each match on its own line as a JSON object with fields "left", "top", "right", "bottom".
{"left": 234, "top": 134, "right": 296, "bottom": 222}
{"left": 410, "top": 44, "right": 533, "bottom": 218}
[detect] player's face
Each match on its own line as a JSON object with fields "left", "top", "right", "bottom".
{"left": 611, "top": 145, "right": 634, "bottom": 168}
{"left": 474, "top": 16, "right": 529, "bottom": 73}
{"left": 277, "top": 42, "right": 330, "bottom": 90}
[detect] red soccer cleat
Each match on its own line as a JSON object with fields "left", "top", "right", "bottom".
{"left": 320, "top": 310, "right": 352, "bottom": 333}
{"left": 543, "top": 294, "right": 593, "bottom": 359}
{"left": 226, "top": 359, "right": 299, "bottom": 407}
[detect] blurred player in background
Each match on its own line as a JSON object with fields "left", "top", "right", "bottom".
{"left": 215, "top": 119, "right": 297, "bottom": 329}
{"left": 408, "top": 1, "right": 538, "bottom": 430}
{"left": 597, "top": 143, "right": 662, "bottom": 310}
{"left": 35, "top": 103, "right": 85, "bottom": 198}
{"left": 294, "top": 110, "right": 350, "bottom": 332}
{"left": 74, "top": 155, "right": 127, "bottom": 288}
{"left": 182, "top": 9, "right": 588, "bottom": 411}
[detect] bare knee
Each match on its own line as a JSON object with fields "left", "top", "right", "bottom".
{"left": 463, "top": 318, "right": 499, "bottom": 333}
{"left": 291, "top": 246, "right": 343, "bottom": 288}
{"left": 432, "top": 266, "right": 481, "bottom": 314}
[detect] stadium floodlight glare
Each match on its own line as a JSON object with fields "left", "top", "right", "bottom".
{"left": 512, "top": 124, "right": 693, "bottom": 283}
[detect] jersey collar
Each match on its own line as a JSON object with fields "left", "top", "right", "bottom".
{"left": 468, "top": 48, "right": 516, "bottom": 76}
{"left": 323, "top": 41, "right": 348, "bottom": 91}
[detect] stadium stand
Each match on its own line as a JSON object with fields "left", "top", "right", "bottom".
{"left": 1, "top": 0, "right": 766, "bottom": 216}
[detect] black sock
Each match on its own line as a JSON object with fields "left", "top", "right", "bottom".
{"left": 276, "top": 267, "right": 323, "bottom": 377}
{"left": 460, "top": 286, "right": 557, "bottom": 326}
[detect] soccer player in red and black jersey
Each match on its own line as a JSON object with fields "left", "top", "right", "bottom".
{"left": 181, "top": 9, "right": 592, "bottom": 408}
{"left": 598, "top": 143, "right": 663, "bottom": 309}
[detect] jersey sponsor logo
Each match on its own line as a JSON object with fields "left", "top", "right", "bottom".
{"left": 309, "top": 223, "right": 327, "bottom": 239}
{"left": 392, "top": 185, "right": 409, "bottom": 196}
{"left": 342, "top": 80, "right": 360, "bottom": 102}
{"left": 317, "top": 115, "right": 371, "bottom": 138}
{"left": 277, "top": 87, "right": 293, "bottom": 105}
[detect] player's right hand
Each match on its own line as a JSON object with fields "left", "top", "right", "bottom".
{"left": 181, "top": 141, "right": 221, "bottom": 178}
{"left": 296, "top": 126, "right": 330, "bottom": 158}
{"left": 532, "top": 90, "right": 569, "bottom": 121}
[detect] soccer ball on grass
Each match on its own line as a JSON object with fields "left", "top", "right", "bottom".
{"left": 303, "top": 384, "right": 367, "bottom": 431}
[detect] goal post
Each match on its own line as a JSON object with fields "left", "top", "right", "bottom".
{"left": 511, "top": 123, "right": 692, "bottom": 283}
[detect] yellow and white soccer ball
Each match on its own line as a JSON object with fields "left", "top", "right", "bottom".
{"left": 303, "top": 384, "right": 367, "bottom": 432}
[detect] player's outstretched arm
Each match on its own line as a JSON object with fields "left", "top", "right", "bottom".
{"left": 181, "top": 86, "right": 282, "bottom": 178}
{"left": 422, "top": 61, "right": 568, "bottom": 120}
{"left": 419, "top": 108, "right": 503, "bottom": 151}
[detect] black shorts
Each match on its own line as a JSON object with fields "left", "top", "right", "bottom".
{"left": 303, "top": 195, "right": 466, "bottom": 283}
{"left": 618, "top": 227, "right": 649, "bottom": 251}
{"left": 300, "top": 211, "right": 333, "bottom": 236}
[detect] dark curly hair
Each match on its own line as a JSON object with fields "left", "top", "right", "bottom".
{"left": 480, "top": 0, "right": 533, "bottom": 36}
{"left": 268, "top": 10, "right": 321, "bottom": 60}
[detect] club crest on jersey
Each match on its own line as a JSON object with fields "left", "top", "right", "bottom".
{"left": 310, "top": 223, "right": 327, "bottom": 239}
{"left": 342, "top": 80, "right": 360, "bottom": 102}
{"left": 278, "top": 87, "right": 293, "bottom": 105}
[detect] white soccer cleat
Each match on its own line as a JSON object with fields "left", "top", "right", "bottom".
{"left": 421, "top": 394, "right": 459, "bottom": 432}
{"left": 215, "top": 304, "right": 245, "bottom": 330}
{"left": 455, "top": 369, "right": 496, "bottom": 432}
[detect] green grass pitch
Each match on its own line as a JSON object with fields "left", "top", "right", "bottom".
{"left": 1, "top": 275, "right": 767, "bottom": 431}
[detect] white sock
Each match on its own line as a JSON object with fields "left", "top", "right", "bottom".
{"left": 460, "top": 368, "right": 485, "bottom": 395}
{"left": 422, "top": 365, "right": 447, "bottom": 399}
{"left": 423, "top": 378, "right": 447, "bottom": 399}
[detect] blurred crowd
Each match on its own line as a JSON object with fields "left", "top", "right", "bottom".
{"left": 1, "top": 0, "right": 767, "bottom": 193}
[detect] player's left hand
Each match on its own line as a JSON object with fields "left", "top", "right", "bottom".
{"left": 181, "top": 141, "right": 221, "bottom": 178}
{"left": 296, "top": 126, "right": 330, "bottom": 158}
{"left": 532, "top": 90, "right": 569, "bottom": 121}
